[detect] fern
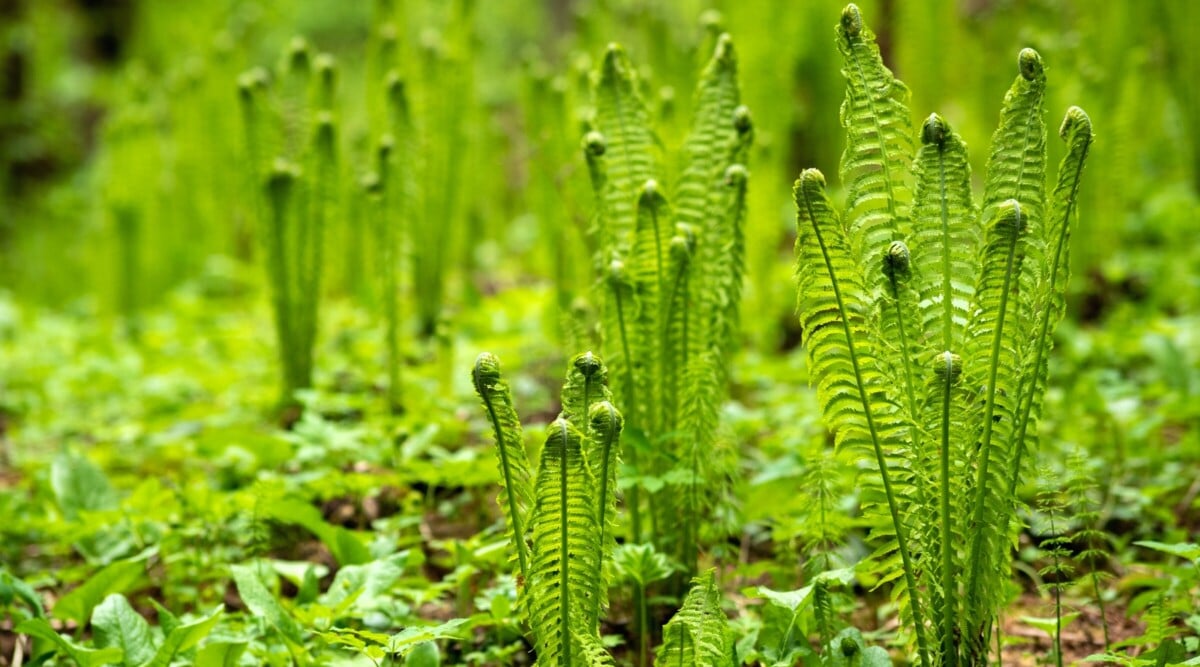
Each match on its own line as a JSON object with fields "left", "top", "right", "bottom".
{"left": 792, "top": 5, "right": 1094, "bottom": 665}
{"left": 471, "top": 353, "right": 533, "bottom": 583}
{"left": 584, "top": 33, "right": 749, "bottom": 577}
{"left": 655, "top": 570, "right": 734, "bottom": 667}
{"left": 527, "top": 418, "right": 603, "bottom": 667}
{"left": 471, "top": 352, "right": 624, "bottom": 665}
{"left": 238, "top": 44, "right": 339, "bottom": 410}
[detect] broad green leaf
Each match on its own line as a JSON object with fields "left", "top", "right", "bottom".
{"left": 260, "top": 497, "right": 372, "bottom": 566}
{"left": 1134, "top": 540, "right": 1200, "bottom": 564}
{"left": 92, "top": 594, "right": 155, "bottom": 666}
{"left": 319, "top": 551, "right": 415, "bottom": 613}
{"left": 54, "top": 548, "right": 155, "bottom": 624}
{"left": 194, "top": 641, "right": 248, "bottom": 667}
{"left": 231, "top": 563, "right": 305, "bottom": 644}
{"left": 404, "top": 640, "right": 440, "bottom": 666}
{"left": 1, "top": 569, "right": 45, "bottom": 618}
{"left": 1021, "top": 613, "right": 1080, "bottom": 637}
{"left": 757, "top": 567, "right": 856, "bottom": 613}
{"left": 17, "top": 617, "right": 124, "bottom": 666}
{"left": 52, "top": 450, "right": 118, "bottom": 520}
{"left": 387, "top": 618, "right": 470, "bottom": 654}
{"left": 143, "top": 604, "right": 224, "bottom": 667}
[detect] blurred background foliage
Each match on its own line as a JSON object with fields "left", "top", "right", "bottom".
{"left": 2, "top": 0, "right": 1196, "bottom": 329}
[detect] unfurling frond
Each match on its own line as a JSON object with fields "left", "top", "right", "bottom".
{"left": 471, "top": 353, "right": 533, "bottom": 582}
{"left": 655, "top": 570, "right": 733, "bottom": 667}
{"left": 591, "top": 44, "right": 657, "bottom": 259}
{"left": 836, "top": 3, "right": 914, "bottom": 255}
{"left": 527, "top": 419, "right": 603, "bottom": 667}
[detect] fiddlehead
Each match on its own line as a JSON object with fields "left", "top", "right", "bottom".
{"left": 471, "top": 353, "right": 533, "bottom": 583}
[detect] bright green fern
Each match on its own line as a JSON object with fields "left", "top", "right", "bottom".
{"left": 792, "top": 5, "right": 1094, "bottom": 665}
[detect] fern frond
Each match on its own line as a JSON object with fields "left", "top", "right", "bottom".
{"left": 911, "top": 114, "right": 979, "bottom": 353}
{"left": 835, "top": 3, "right": 914, "bottom": 256}
{"left": 586, "top": 399, "right": 623, "bottom": 626}
{"left": 793, "top": 169, "right": 930, "bottom": 663}
{"left": 630, "top": 181, "right": 670, "bottom": 431}
{"left": 472, "top": 353, "right": 533, "bottom": 583}
{"left": 655, "top": 570, "right": 733, "bottom": 667}
{"left": 528, "top": 419, "right": 603, "bottom": 666}
{"left": 1007, "top": 108, "right": 1093, "bottom": 495}
{"left": 963, "top": 199, "right": 1027, "bottom": 650}
{"left": 561, "top": 351, "right": 613, "bottom": 443}
{"left": 982, "top": 49, "right": 1047, "bottom": 225}
{"left": 592, "top": 44, "right": 658, "bottom": 259}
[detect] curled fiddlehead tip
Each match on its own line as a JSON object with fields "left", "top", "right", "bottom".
{"left": 700, "top": 10, "right": 724, "bottom": 33}
{"left": 315, "top": 111, "right": 336, "bottom": 142}
{"left": 839, "top": 4, "right": 864, "bottom": 40}
{"left": 921, "top": 113, "right": 949, "bottom": 147}
{"left": 286, "top": 36, "right": 312, "bottom": 72}
{"left": 1060, "top": 106, "right": 1093, "bottom": 142}
{"left": 797, "top": 168, "right": 827, "bottom": 190}
{"left": 670, "top": 223, "right": 696, "bottom": 263}
{"left": 601, "top": 43, "right": 629, "bottom": 79}
{"left": 640, "top": 178, "right": 661, "bottom": 200}
{"left": 934, "top": 351, "right": 963, "bottom": 384}
{"left": 1018, "top": 48, "right": 1044, "bottom": 81}
{"left": 377, "top": 133, "right": 394, "bottom": 159}
{"left": 712, "top": 32, "right": 736, "bottom": 64}
{"left": 237, "top": 68, "right": 269, "bottom": 99}
{"left": 360, "top": 171, "right": 381, "bottom": 195}
{"left": 587, "top": 400, "right": 624, "bottom": 435}
{"left": 472, "top": 352, "right": 502, "bottom": 393}
{"left": 733, "top": 105, "right": 753, "bottom": 134}
{"left": 994, "top": 198, "right": 1026, "bottom": 233}
{"left": 607, "top": 258, "right": 629, "bottom": 286}
{"left": 883, "top": 240, "right": 911, "bottom": 280}
{"left": 314, "top": 53, "right": 336, "bottom": 76}
{"left": 572, "top": 351, "right": 605, "bottom": 380}
{"left": 582, "top": 130, "right": 607, "bottom": 157}
{"left": 267, "top": 158, "right": 299, "bottom": 201}
{"left": 725, "top": 164, "right": 749, "bottom": 186}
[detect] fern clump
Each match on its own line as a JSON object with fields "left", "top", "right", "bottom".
{"left": 472, "top": 352, "right": 621, "bottom": 665}
{"left": 792, "top": 5, "right": 1094, "bottom": 665}
{"left": 238, "top": 39, "right": 340, "bottom": 410}
{"left": 582, "top": 33, "right": 751, "bottom": 575}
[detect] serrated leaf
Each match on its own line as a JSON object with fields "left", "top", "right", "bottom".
{"left": 231, "top": 563, "right": 305, "bottom": 644}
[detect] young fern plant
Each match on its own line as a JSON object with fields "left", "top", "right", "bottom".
{"left": 238, "top": 39, "right": 339, "bottom": 411}
{"left": 472, "top": 352, "right": 735, "bottom": 666}
{"left": 472, "top": 352, "right": 622, "bottom": 665}
{"left": 792, "top": 5, "right": 1094, "bottom": 665}
{"left": 582, "top": 33, "right": 752, "bottom": 575}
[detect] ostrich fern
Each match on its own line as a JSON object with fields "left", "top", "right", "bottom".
{"left": 473, "top": 353, "right": 734, "bottom": 666}
{"left": 238, "top": 39, "right": 339, "bottom": 410}
{"left": 791, "top": 5, "right": 1094, "bottom": 665}
{"left": 582, "top": 33, "right": 751, "bottom": 575}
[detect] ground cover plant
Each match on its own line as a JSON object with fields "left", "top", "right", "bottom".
{"left": 1, "top": 1, "right": 1198, "bottom": 666}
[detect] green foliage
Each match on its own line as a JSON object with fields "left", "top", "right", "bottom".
{"left": 656, "top": 570, "right": 734, "bottom": 667}
{"left": 792, "top": 4, "right": 1094, "bottom": 664}
{"left": 238, "top": 39, "right": 340, "bottom": 407}
{"left": 472, "top": 351, "right": 623, "bottom": 665}
{"left": 583, "top": 31, "right": 751, "bottom": 576}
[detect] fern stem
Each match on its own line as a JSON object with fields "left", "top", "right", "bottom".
{"left": 933, "top": 131, "right": 959, "bottom": 666}
{"left": 611, "top": 284, "right": 643, "bottom": 544}
{"left": 557, "top": 418, "right": 572, "bottom": 667}
{"left": 965, "top": 201, "right": 1023, "bottom": 627}
{"left": 477, "top": 380, "right": 529, "bottom": 584}
{"left": 800, "top": 187, "right": 932, "bottom": 667}
{"left": 938, "top": 352, "right": 958, "bottom": 666}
